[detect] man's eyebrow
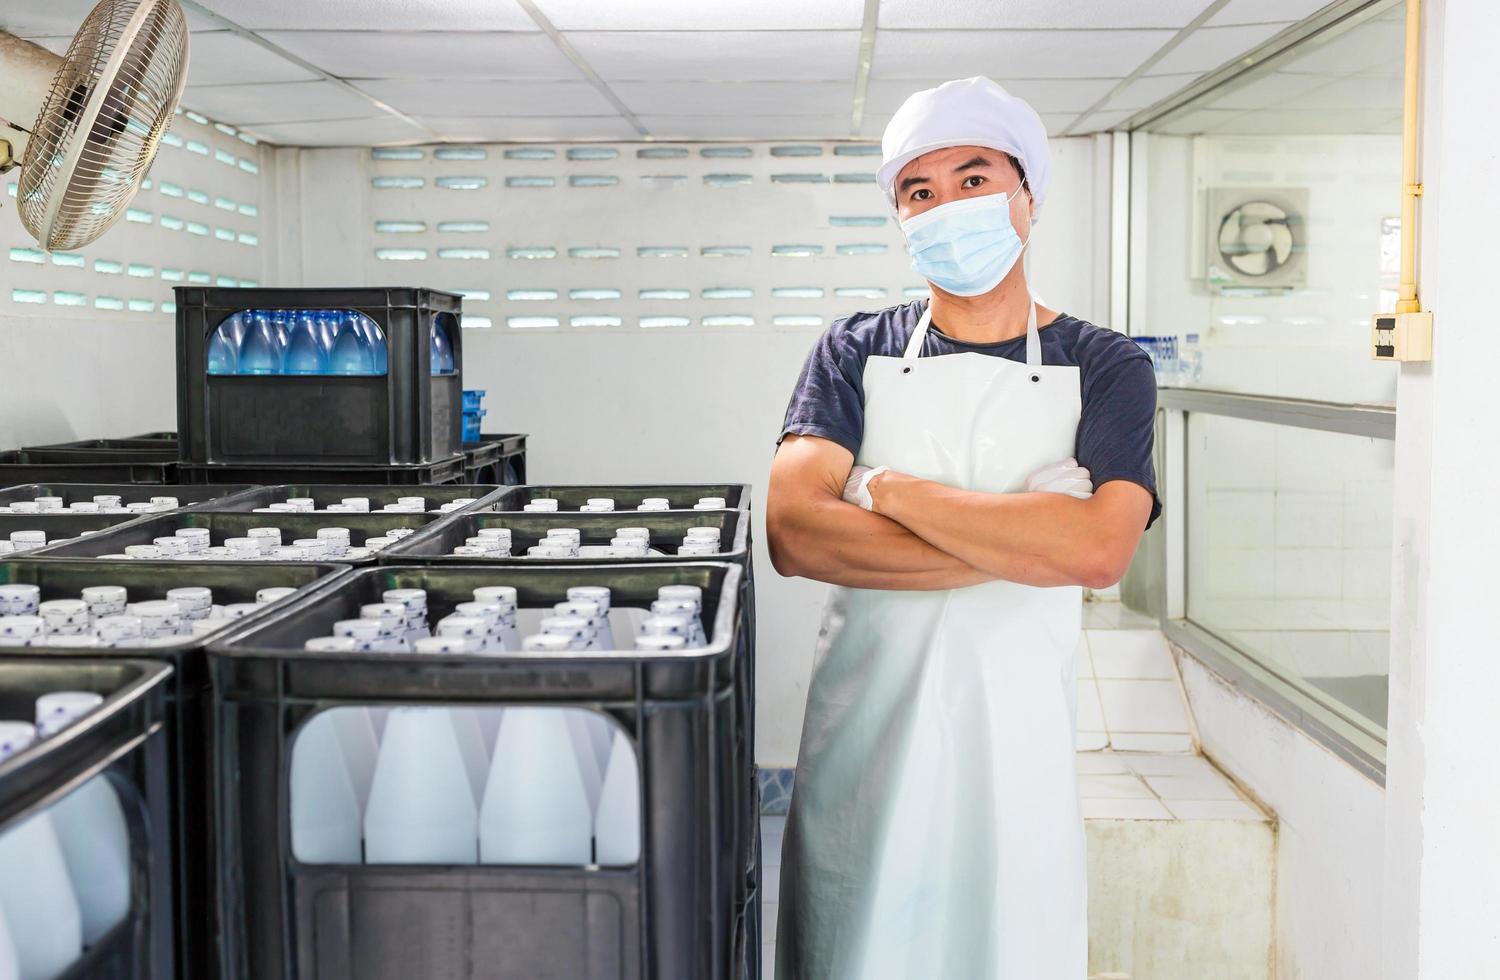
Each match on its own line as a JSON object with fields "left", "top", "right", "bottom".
{"left": 954, "top": 155, "right": 996, "bottom": 173}
{"left": 898, "top": 172, "right": 930, "bottom": 193}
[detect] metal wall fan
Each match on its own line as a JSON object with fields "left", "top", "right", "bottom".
{"left": 0, "top": 0, "right": 189, "bottom": 251}
{"left": 1205, "top": 188, "right": 1309, "bottom": 291}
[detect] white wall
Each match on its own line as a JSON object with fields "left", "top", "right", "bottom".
{"left": 1178, "top": 653, "right": 1386, "bottom": 980}
{"left": 0, "top": 111, "right": 273, "bottom": 447}
{"left": 287, "top": 135, "right": 1112, "bottom": 765}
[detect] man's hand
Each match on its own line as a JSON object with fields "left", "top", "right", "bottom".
{"left": 1024, "top": 457, "right": 1094, "bottom": 499}
{"left": 863, "top": 457, "right": 1095, "bottom": 513}
{"left": 841, "top": 465, "right": 889, "bottom": 510}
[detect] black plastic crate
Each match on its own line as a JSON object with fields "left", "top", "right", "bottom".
{"left": 175, "top": 287, "right": 463, "bottom": 467}
{"left": 0, "top": 483, "right": 259, "bottom": 513}
{"left": 20, "top": 438, "right": 179, "bottom": 463}
{"left": 190, "top": 483, "right": 502, "bottom": 515}
{"left": 209, "top": 563, "right": 749, "bottom": 980}
{"left": 177, "top": 455, "right": 467, "bottom": 487}
{"left": 464, "top": 433, "right": 527, "bottom": 486}
{"left": 482, "top": 483, "right": 751, "bottom": 513}
{"left": 26, "top": 511, "right": 451, "bottom": 564}
{"left": 0, "top": 511, "right": 150, "bottom": 554}
{"left": 0, "top": 451, "right": 177, "bottom": 485}
{"left": 0, "top": 657, "right": 175, "bottom": 979}
{"left": 0, "top": 560, "right": 347, "bottom": 980}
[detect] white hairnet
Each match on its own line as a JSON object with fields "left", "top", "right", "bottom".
{"left": 877, "top": 76, "right": 1052, "bottom": 220}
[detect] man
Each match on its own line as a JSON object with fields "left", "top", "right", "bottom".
{"left": 767, "top": 77, "right": 1160, "bottom": 978}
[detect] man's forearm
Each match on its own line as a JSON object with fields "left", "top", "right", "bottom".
{"left": 875, "top": 476, "right": 1133, "bottom": 589}
{"left": 768, "top": 490, "right": 993, "bottom": 591}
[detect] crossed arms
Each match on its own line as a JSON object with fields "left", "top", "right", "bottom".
{"left": 766, "top": 434, "right": 1154, "bottom": 591}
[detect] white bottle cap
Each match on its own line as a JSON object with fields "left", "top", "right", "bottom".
{"left": 127, "top": 599, "right": 182, "bottom": 637}
{"left": 150, "top": 496, "right": 180, "bottom": 509}
{"left": 292, "top": 538, "right": 329, "bottom": 559}
{"left": 92, "top": 495, "right": 123, "bottom": 508}
{"left": 323, "top": 504, "right": 356, "bottom": 513}
{"left": 364, "top": 536, "right": 396, "bottom": 551}
{"left": 554, "top": 599, "right": 603, "bottom": 622}
{"left": 81, "top": 585, "right": 129, "bottom": 616}
{"left": 123, "top": 544, "right": 163, "bottom": 559}
{"left": 0, "top": 542, "right": 14, "bottom": 555}
{"left": 678, "top": 543, "right": 719, "bottom": 556}
{"left": 637, "top": 502, "right": 671, "bottom": 512}
{"left": 0, "top": 584, "right": 42, "bottom": 616}
{"left": 340, "top": 497, "right": 370, "bottom": 512}
{"left": 396, "top": 495, "right": 426, "bottom": 507}
{"left": 387, "top": 527, "right": 416, "bottom": 540}
{"left": 9, "top": 529, "right": 46, "bottom": 549}
{"left": 521, "top": 633, "right": 572, "bottom": 652}
{"left": 36, "top": 690, "right": 105, "bottom": 738}
{"left": 451, "top": 545, "right": 488, "bottom": 557}
{"left": 0, "top": 720, "right": 37, "bottom": 760}
{"left": 685, "top": 527, "right": 722, "bottom": 542}
{"left": 472, "top": 585, "right": 517, "bottom": 609}
{"left": 225, "top": 538, "right": 260, "bottom": 558}
{"left": 697, "top": 497, "right": 727, "bottom": 509}
{"left": 567, "top": 586, "right": 612, "bottom": 613}
{"left": 34, "top": 496, "right": 64, "bottom": 511}
{"left": 453, "top": 601, "right": 502, "bottom": 624}
{"left": 304, "top": 636, "right": 358, "bottom": 652}
{"left": 585, "top": 498, "right": 615, "bottom": 510}
{"left": 8, "top": 501, "right": 39, "bottom": 514}
{"left": 539, "top": 615, "right": 590, "bottom": 644}
{"left": 94, "top": 614, "right": 145, "bottom": 644}
{"left": 166, "top": 586, "right": 213, "bottom": 613}
{"left": 264, "top": 503, "right": 298, "bottom": 514}
{"left": 527, "top": 544, "right": 573, "bottom": 558}
{"left": 359, "top": 603, "right": 405, "bottom": 633}
{"left": 175, "top": 527, "right": 211, "bottom": 552}
{"left": 247, "top": 526, "right": 282, "bottom": 543}
{"left": 639, "top": 614, "right": 691, "bottom": 638}
{"left": 152, "top": 536, "right": 190, "bottom": 557}
{"left": 286, "top": 498, "right": 316, "bottom": 512}
{"left": 435, "top": 615, "right": 487, "bottom": 639}
{"left": 609, "top": 537, "right": 649, "bottom": 555}
{"left": 32, "top": 634, "right": 104, "bottom": 648}
{"left": 332, "top": 619, "right": 383, "bottom": 646}
{"left": 658, "top": 584, "right": 703, "bottom": 606}
{"left": 652, "top": 598, "right": 700, "bottom": 620}
{"left": 528, "top": 497, "right": 560, "bottom": 510}
{"left": 67, "top": 501, "right": 100, "bottom": 513}
{"left": 465, "top": 536, "right": 503, "bottom": 553}
{"left": 636, "top": 634, "right": 688, "bottom": 652}
{"left": 221, "top": 602, "right": 261, "bottom": 620}
{"left": 270, "top": 545, "right": 309, "bottom": 560}
{"left": 476, "top": 526, "right": 512, "bottom": 541}
{"left": 316, "top": 527, "right": 351, "bottom": 544}
{"left": 0, "top": 614, "right": 46, "bottom": 642}
{"left": 125, "top": 502, "right": 156, "bottom": 514}
{"left": 383, "top": 588, "right": 427, "bottom": 616}
{"left": 189, "top": 617, "right": 231, "bottom": 639}
{"left": 414, "top": 635, "right": 478, "bottom": 654}
{"left": 36, "top": 598, "right": 87, "bottom": 632}
{"left": 256, "top": 587, "right": 297, "bottom": 605}
{"left": 615, "top": 527, "right": 651, "bottom": 541}
{"left": 546, "top": 528, "right": 581, "bottom": 545}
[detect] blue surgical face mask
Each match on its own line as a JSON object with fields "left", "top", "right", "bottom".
{"left": 900, "top": 188, "right": 1029, "bottom": 297}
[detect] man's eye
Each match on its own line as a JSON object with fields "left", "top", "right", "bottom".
{"left": 963, "top": 175, "right": 986, "bottom": 189}
{"left": 912, "top": 188, "right": 932, "bottom": 201}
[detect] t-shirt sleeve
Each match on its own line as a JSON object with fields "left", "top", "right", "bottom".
{"left": 1076, "top": 345, "right": 1162, "bottom": 529}
{"left": 778, "top": 322, "right": 866, "bottom": 456}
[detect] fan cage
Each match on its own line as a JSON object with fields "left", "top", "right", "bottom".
{"left": 17, "top": 0, "right": 188, "bottom": 251}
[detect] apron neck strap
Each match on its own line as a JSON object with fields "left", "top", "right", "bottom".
{"left": 904, "top": 297, "right": 1043, "bottom": 367}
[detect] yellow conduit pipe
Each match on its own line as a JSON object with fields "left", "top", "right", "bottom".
{"left": 1397, "top": 0, "right": 1423, "bottom": 315}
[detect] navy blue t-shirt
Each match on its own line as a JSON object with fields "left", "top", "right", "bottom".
{"left": 779, "top": 301, "right": 1161, "bottom": 528}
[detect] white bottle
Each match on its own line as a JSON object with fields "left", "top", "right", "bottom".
{"left": 479, "top": 708, "right": 592, "bottom": 865}
{"left": 449, "top": 709, "right": 491, "bottom": 806}
{"left": 364, "top": 707, "right": 478, "bottom": 864}
{"left": 564, "top": 712, "right": 604, "bottom": 811}
{"left": 0, "top": 812, "right": 83, "bottom": 979}
{"left": 594, "top": 729, "right": 642, "bottom": 865}
{"left": 36, "top": 691, "right": 104, "bottom": 739}
{"left": 567, "top": 587, "right": 618, "bottom": 649}
{"left": 472, "top": 587, "right": 521, "bottom": 651}
{"left": 359, "top": 603, "right": 409, "bottom": 653}
{"left": 0, "top": 905, "right": 19, "bottom": 980}
{"left": 330, "top": 708, "right": 380, "bottom": 812}
{"left": 48, "top": 774, "right": 132, "bottom": 943}
{"left": 0, "top": 723, "right": 36, "bottom": 762}
{"left": 290, "top": 711, "right": 363, "bottom": 864}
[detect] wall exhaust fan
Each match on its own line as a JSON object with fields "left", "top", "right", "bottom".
{"left": 1205, "top": 187, "right": 1309, "bottom": 292}
{"left": 0, "top": 0, "right": 189, "bottom": 251}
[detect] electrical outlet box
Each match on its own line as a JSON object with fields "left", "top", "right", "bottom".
{"left": 1371, "top": 311, "right": 1433, "bottom": 362}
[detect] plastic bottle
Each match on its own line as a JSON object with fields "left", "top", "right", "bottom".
{"left": 285, "top": 310, "right": 329, "bottom": 375}
{"left": 1181, "top": 332, "right": 1203, "bottom": 385}
{"left": 0, "top": 812, "right": 83, "bottom": 979}
{"left": 48, "top": 774, "right": 132, "bottom": 943}
{"left": 594, "top": 728, "right": 641, "bottom": 865}
{"left": 331, "top": 708, "right": 380, "bottom": 812}
{"left": 360, "top": 314, "right": 389, "bottom": 375}
{"left": 430, "top": 320, "right": 455, "bottom": 375}
{"left": 237, "top": 309, "right": 284, "bottom": 376}
{"left": 450, "top": 709, "right": 491, "bottom": 806}
{"left": 364, "top": 707, "right": 478, "bottom": 864}
{"left": 36, "top": 691, "right": 104, "bottom": 739}
{"left": 328, "top": 313, "right": 375, "bottom": 376}
{"left": 0, "top": 723, "right": 35, "bottom": 763}
{"left": 564, "top": 712, "right": 606, "bottom": 811}
{"left": 479, "top": 708, "right": 592, "bottom": 865}
{"left": 472, "top": 587, "right": 521, "bottom": 651}
{"left": 207, "top": 321, "right": 238, "bottom": 375}
{"left": 289, "top": 711, "right": 363, "bottom": 864}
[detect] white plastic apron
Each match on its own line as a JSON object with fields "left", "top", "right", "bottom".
{"left": 777, "top": 299, "right": 1087, "bottom": 979}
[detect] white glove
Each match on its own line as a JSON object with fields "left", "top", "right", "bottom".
{"left": 1024, "top": 457, "right": 1094, "bottom": 499}
{"left": 842, "top": 465, "right": 889, "bottom": 510}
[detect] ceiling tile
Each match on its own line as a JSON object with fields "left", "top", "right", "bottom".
{"left": 871, "top": 30, "right": 1174, "bottom": 80}
{"left": 1146, "top": 23, "right": 1287, "bottom": 75}
{"left": 413, "top": 115, "right": 640, "bottom": 141}
{"left": 356, "top": 79, "right": 617, "bottom": 117}
{"left": 880, "top": 0, "right": 1217, "bottom": 29}
{"left": 864, "top": 77, "right": 1122, "bottom": 115}
{"left": 1072, "top": 109, "right": 1136, "bottom": 133}
{"left": 1102, "top": 73, "right": 1201, "bottom": 111}
{"left": 1, "top": 0, "right": 218, "bottom": 36}
{"left": 182, "top": 80, "right": 378, "bottom": 125}
{"left": 567, "top": 30, "right": 862, "bottom": 81}
{"left": 260, "top": 31, "right": 581, "bottom": 80}
{"left": 534, "top": 0, "right": 864, "bottom": 31}
{"left": 185, "top": 31, "right": 318, "bottom": 86}
{"left": 638, "top": 114, "right": 851, "bottom": 139}
{"left": 192, "top": 0, "right": 538, "bottom": 31}
{"left": 240, "top": 116, "right": 433, "bottom": 146}
{"left": 1205, "top": 0, "right": 1338, "bottom": 27}
{"left": 614, "top": 81, "right": 853, "bottom": 116}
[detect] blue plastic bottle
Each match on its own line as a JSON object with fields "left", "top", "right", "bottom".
{"left": 285, "top": 309, "right": 329, "bottom": 375}
{"left": 237, "top": 310, "right": 284, "bottom": 375}
{"left": 361, "top": 315, "right": 388, "bottom": 375}
{"left": 329, "top": 312, "right": 375, "bottom": 375}
{"left": 430, "top": 321, "right": 455, "bottom": 375}
{"left": 207, "top": 316, "right": 239, "bottom": 375}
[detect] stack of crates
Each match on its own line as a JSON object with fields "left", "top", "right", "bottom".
{"left": 206, "top": 482, "right": 759, "bottom": 980}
